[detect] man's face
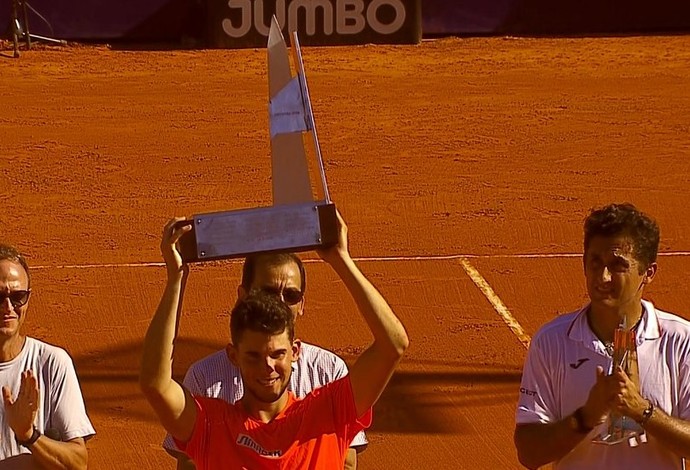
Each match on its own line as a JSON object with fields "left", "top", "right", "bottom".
{"left": 0, "top": 259, "right": 30, "bottom": 340}
{"left": 230, "top": 329, "right": 299, "bottom": 404}
{"left": 246, "top": 261, "right": 304, "bottom": 318}
{"left": 584, "top": 234, "right": 653, "bottom": 314}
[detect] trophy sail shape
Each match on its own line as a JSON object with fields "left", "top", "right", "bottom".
{"left": 175, "top": 17, "right": 337, "bottom": 263}
{"left": 290, "top": 30, "right": 331, "bottom": 204}
{"left": 592, "top": 316, "right": 647, "bottom": 446}
{"left": 268, "top": 17, "right": 313, "bottom": 205}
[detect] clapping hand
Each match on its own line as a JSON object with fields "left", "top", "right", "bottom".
{"left": 2, "top": 370, "right": 39, "bottom": 442}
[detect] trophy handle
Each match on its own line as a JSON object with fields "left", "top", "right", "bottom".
{"left": 592, "top": 325, "right": 646, "bottom": 446}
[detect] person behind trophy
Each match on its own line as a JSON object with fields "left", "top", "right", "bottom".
{"left": 161, "top": 251, "right": 368, "bottom": 469}
{"left": 141, "top": 210, "right": 408, "bottom": 468}
{"left": 514, "top": 203, "right": 690, "bottom": 469}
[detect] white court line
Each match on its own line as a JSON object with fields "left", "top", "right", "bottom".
{"left": 30, "top": 252, "right": 690, "bottom": 350}
{"left": 458, "top": 258, "right": 532, "bottom": 349}
{"left": 31, "top": 250, "right": 690, "bottom": 270}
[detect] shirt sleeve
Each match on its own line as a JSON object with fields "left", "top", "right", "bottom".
{"left": 515, "top": 334, "right": 558, "bottom": 425}
{"left": 678, "top": 341, "right": 690, "bottom": 421}
{"left": 173, "top": 396, "right": 224, "bottom": 461}
{"left": 327, "top": 377, "right": 373, "bottom": 443}
{"left": 163, "top": 367, "right": 204, "bottom": 453}
{"left": 330, "top": 354, "right": 349, "bottom": 381}
{"left": 335, "top": 359, "right": 369, "bottom": 448}
{"left": 46, "top": 349, "right": 96, "bottom": 442}
{"left": 318, "top": 353, "right": 369, "bottom": 448}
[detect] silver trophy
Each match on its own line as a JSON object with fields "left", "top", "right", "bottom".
{"left": 592, "top": 317, "right": 647, "bottom": 446}
{"left": 177, "top": 16, "right": 337, "bottom": 262}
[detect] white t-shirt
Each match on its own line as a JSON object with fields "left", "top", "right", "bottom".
{"left": 163, "top": 342, "right": 368, "bottom": 453}
{"left": 516, "top": 300, "right": 690, "bottom": 469}
{"left": 0, "top": 337, "right": 95, "bottom": 467}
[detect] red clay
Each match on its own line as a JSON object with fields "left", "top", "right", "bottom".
{"left": 1, "top": 35, "right": 689, "bottom": 469}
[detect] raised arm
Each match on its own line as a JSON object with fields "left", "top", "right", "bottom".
{"left": 318, "top": 211, "right": 409, "bottom": 418}
{"left": 139, "top": 218, "right": 197, "bottom": 442}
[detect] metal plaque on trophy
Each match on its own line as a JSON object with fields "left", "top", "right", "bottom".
{"left": 592, "top": 317, "right": 647, "bottom": 447}
{"left": 177, "top": 16, "right": 337, "bottom": 263}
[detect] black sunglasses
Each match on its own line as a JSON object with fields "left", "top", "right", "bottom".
{"left": 260, "top": 286, "right": 304, "bottom": 306}
{"left": 0, "top": 290, "right": 31, "bottom": 309}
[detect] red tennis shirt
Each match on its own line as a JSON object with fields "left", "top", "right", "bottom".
{"left": 175, "top": 376, "right": 372, "bottom": 469}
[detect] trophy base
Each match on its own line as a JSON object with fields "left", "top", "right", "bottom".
{"left": 592, "top": 418, "right": 646, "bottom": 447}
{"left": 177, "top": 202, "right": 338, "bottom": 263}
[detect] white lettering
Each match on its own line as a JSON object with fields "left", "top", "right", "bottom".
{"left": 367, "top": 0, "right": 405, "bottom": 35}
{"left": 289, "top": 0, "right": 334, "bottom": 36}
{"left": 222, "top": 0, "right": 251, "bottom": 38}
{"left": 254, "top": 0, "right": 287, "bottom": 36}
{"left": 337, "top": 0, "right": 365, "bottom": 35}
{"left": 222, "top": 0, "right": 406, "bottom": 38}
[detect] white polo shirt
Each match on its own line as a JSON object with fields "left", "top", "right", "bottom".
{"left": 163, "top": 342, "right": 368, "bottom": 454}
{"left": 516, "top": 300, "right": 690, "bottom": 469}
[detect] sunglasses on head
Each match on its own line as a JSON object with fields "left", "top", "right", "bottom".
{"left": 260, "top": 286, "right": 304, "bottom": 306}
{"left": 0, "top": 290, "right": 31, "bottom": 309}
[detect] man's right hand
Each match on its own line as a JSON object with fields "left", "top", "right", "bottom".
{"left": 161, "top": 218, "right": 192, "bottom": 279}
{"left": 2, "top": 370, "right": 39, "bottom": 442}
{"left": 581, "top": 366, "right": 615, "bottom": 429}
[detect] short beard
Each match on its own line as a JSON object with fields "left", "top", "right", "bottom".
{"left": 245, "top": 374, "right": 291, "bottom": 404}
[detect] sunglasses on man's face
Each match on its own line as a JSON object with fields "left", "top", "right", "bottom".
{"left": 260, "top": 286, "right": 304, "bottom": 306}
{"left": 0, "top": 290, "right": 31, "bottom": 309}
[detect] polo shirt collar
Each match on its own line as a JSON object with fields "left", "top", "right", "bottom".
{"left": 568, "top": 299, "right": 661, "bottom": 355}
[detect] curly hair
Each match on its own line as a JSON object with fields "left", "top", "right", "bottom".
{"left": 584, "top": 203, "right": 659, "bottom": 273}
{"left": 0, "top": 243, "right": 30, "bottom": 287}
{"left": 230, "top": 289, "right": 295, "bottom": 345}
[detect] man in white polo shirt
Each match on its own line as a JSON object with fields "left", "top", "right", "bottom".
{"left": 162, "top": 251, "right": 367, "bottom": 469}
{"left": 514, "top": 203, "right": 690, "bottom": 469}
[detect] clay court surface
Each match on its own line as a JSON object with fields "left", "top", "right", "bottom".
{"left": 1, "top": 34, "right": 690, "bottom": 468}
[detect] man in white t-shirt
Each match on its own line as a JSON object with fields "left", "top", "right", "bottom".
{"left": 0, "top": 244, "right": 95, "bottom": 469}
{"left": 514, "top": 203, "right": 690, "bottom": 469}
{"left": 163, "top": 251, "right": 368, "bottom": 469}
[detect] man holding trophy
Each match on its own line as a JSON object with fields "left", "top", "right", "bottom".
{"left": 161, "top": 250, "right": 368, "bottom": 469}
{"left": 514, "top": 203, "right": 690, "bottom": 469}
{"left": 140, "top": 211, "right": 408, "bottom": 468}
{"left": 140, "top": 18, "right": 408, "bottom": 467}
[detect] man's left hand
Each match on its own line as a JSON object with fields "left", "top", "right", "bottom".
{"left": 316, "top": 209, "right": 350, "bottom": 266}
{"left": 611, "top": 366, "right": 648, "bottom": 422}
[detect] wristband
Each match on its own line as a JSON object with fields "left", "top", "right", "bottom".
{"left": 15, "top": 426, "right": 41, "bottom": 448}
{"left": 639, "top": 401, "right": 655, "bottom": 427}
{"left": 571, "top": 407, "right": 594, "bottom": 434}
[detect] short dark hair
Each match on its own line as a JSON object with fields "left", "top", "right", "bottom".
{"left": 230, "top": 289, "right": 295, "bottom": 346}
{"left": 241, "top": 253, "right": 305, "bottom": 293}
{"left": 0, "top": 244, "right": 30, "bottom": 287}
{"left": 584, "top": 203, "right": 660, "bottom": 272}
